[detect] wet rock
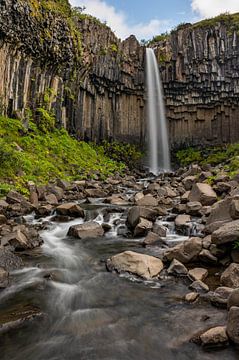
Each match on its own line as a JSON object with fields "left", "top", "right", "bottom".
{"left": 85, "top": 188, "right": 107, "bottom": 198}
{"left": 1, "top": 229, "right": 28, "bottom": 249}
{"left": 182, "top": 176, "right": 196, "bottom": 191}
{"left": 133, "top": 218, "right": 152, "bottom": 237}
{"left": 230, "top": 199, "right": 239, "bottom": 219}
{"left": 44, "top": 193, "right": 58, "bottom": 205}
{"left": 211, "top": 220, "right": 239, "bottom": 245}
{"left": 188, "top": 268, "right": 208, "bottom": 282}
{"left": 167, "top": 259, "right": 188, "bottom": 276}
{"left": 127, "top": 206, "right": 158, "bottom": 229}
{"left": 106, "top": 250, "right": 163, "bottom": 280}
{"left": 189, "top": 183, "right": 217, "bottom": 206}
{"left": 175, "top": 214, "right": 191, "bottom": 235}
{"left": 0, "top": 214, "right": 7, "bottom": 224}
{"left": 220, "top": 263, "right": 239, "bottom": 288}
{"left": 227, "top": 289, "right": 239, "bottom": 309}
{"left": 35, "top": 204, "right": 54, "bottom": 217}
{"left": 56, "top": 203, "right": 84, "bottom": 218}
{"left": 152, "top": 223, "right": 167, "bottom": 237}
{"left": 199, "top": 249, "right": 217, "bottom": 264}
{"left": 186, "top": 201, "right": 202, "bottom": 216}
{"left": 185, "top": 292, "right": 199, "bottom": 302}
{"left": 163, "top": 237, "right": 202, "bottom": 264}
{"left": 226, "top": 306, "right": 239, "bottom": 344}
{"left": 136, "top": 194, "right": 158, "bottom": 207}
{"left": 189, "top": 280, "right": 209, "bottom": 293}
{"left": 208, "top": 287, "right": 233, "bottom": 308}
{"left": 68, "top": 221, "right": 104, "bottom": 239}
{"left": 142, "top": 232, "right": 163, "bottom": 246}
{"left": 0, "top": 246, "right": 23, "bottom": 270}
{"left": 0, "top": 267, "right": 9, "bottom": 288}
{"left": 200, "top": 326, "right": 228, "bottom": 348}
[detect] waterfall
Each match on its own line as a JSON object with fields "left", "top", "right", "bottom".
{"left": 146, "top": 48, "right": 171, "bottom": 174}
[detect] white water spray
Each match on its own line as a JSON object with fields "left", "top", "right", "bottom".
{"left": 146, "top": 48, "right": 171, "bottom": 174}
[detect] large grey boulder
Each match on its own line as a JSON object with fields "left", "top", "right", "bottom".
{"left": 221, "top": 263, "right": 239, "bottom": 288}
{"left": 68, "top": 221, "right": 104, "bottom": 239}
{"left": 56, "top": 203, "right": 84, "bottom": 218}
{"left": 127, "top": 206, "right": 158, "bottom": 229}
{"left": 189, "top": 183, "right": 217, "bottom": 206}
{"left": 106, "top": 251, "right": 163, "bottom": 280}
{"left": 211, "top": 220, "right": 239, "bottom": 245}
{"left": 163, "top": 237, "right": 202, "bottom": 264}
{"left": 200, "top": 326, "right": 228, "bottom": 348}
{"left": 226, "top": 306, "right": 239, "bottom": 344}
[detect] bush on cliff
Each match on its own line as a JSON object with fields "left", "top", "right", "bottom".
{"left": 0, "top": 116, "right": 126, "bottom": 196}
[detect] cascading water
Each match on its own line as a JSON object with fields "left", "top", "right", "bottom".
{"left": 146, "top": 48, "right": 171, "bottom": 174}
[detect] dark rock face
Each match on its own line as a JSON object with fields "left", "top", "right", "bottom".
{"left": 0, "top": 0, "right": 145, "bottom": 144}
{"left": 155, "top": 22, "right": 239, "bottom": 147}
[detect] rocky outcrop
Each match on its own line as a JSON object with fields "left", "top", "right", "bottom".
{"left": 154, "top": 18, "right": 239, "bottom": 147}
{"left": 0, "top": 0, "right": 145, "bottom": 144}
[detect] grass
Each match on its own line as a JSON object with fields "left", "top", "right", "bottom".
{"left": 176, "top": 143, "right": 239, "bottom": 177}
{"left": 0, "top": 116, "right": 128, "bottom": 196}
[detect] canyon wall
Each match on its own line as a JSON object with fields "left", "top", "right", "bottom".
{"left": 155, "top": 20, "right": 239, "bottom": 148}
{"left": 0, "top": 0, "right": 145, "bottom": 144}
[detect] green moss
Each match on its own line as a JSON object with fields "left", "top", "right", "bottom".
{"left": 147, "top": 33, "right": 169, "bottom": 46}
{"left": 0, "top": 116, "right": 126, "bottom": 196}
{"left": 192, "top": 12, "right": 239, "bottom": 33}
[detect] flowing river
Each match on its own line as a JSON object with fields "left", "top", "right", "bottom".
{"left": 0, "top": 196, "right": 238, "bottom": 360}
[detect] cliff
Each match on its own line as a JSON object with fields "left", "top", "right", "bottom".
{"left": 0, "top": 0, "right": 145, "bottom": 144}
{"left": 154, "top": 14, "right": 239, "bottom": 148}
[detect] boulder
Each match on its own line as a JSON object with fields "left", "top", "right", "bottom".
{"left": 56, "top": 203, "right": 84, "bottom": 218}
{"left": 214, "top": 182, "right": 231, "bottom": 194}
{"left": 182, "top": 176, "right": 196, "bottom": 191}
{"left": 189, "top": 183, "right": 217, "bottom": 206}
{"left": 226, "top": 306, "right": 239, "bottom": 344}
{"left": 230, "top": 199, "right": 239, "bottom": 219}
{"left": 44, "top": 193, "right": 58, "bottom": 205}
{"left": 0, "top": 246, "right": 23, "bottom": 270}
{"left": 152, "top": 224, "right": 167, "bottom": 237}
{"left": 163, "top": 237, "right": 202, "bottom": 264}
{"left": 188, "top": 268, "right": 208, "bottom": 282}
{"left": 35, "top": 204, "right": 54, "bottom": 216}
{"left": 207, "top": 287, "right": 233, "bottom": 308}
{"left": 167, "top": 259, "right": 188, "bottom": 276}
{"left": 227, "top": 289, "right": 239, "bottom": 309}
{"left": 189, "top": 280, "right": 209, "bottom": 293}
{"left": 221, "top": 263, "right": 239, "bottom": 288}
{"left": 47, "top": 185, "right": 64, "bottom": 201}
{"left": 127, "top": 206, "right": 158, "bottom": 229}
{"left": 186, "top": 201, "right": 202, "bottom": 216}
{"left": 68, "top": 221, "right": 104, "bottom": 239}
{"left": 106, "top": 251, "right": 163, "bottom": 280}
{"left": 0, "top": 267, "right": 9, "bottom": 288}
{"left": 185, "top": 292, "right": 199, "bottom": 302}
{"left": 205, "top": 198, "right": 232, "bottom": 233}
{"left": 181, "top": 191, "right": 190, "bottom": 203}
{"left": 85, "top": 188, "right": 107, "bottom": 198}
{"left": 133, "top": 218, "right": 152, "bottom": 237}
{"left": 147, "top": 183, "right": 160, "bottom": 192}
{"left": 200, "top": 326, "right": 228, "bottom": 348}
{"left": 136, "top": 194, "right": 158, "bottom": 207}
{"left": 175, "top": 214, "right": 191, "bottom": 235}
{"left": 211, "top": 220, "right": 239, "bottom": 245}
{"left": 199, "top": 249, "right": 217, "bottom": 264}
{"left": 142, "top": 232, "right": 163, "bottom": 246}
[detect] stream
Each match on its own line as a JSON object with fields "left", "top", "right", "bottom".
{"left": 0, "top": 194, "right": 238, "bottom": 359}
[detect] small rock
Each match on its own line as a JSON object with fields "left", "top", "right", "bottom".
{"left": 167, "top": 259, "right": 188, "bottom": 276}
{"left": 200, "top": 326, "right": 228, "bottom": 348}
{"left": 127, "top": 206, "right": 158, "bottom": 229}
{"left": 188, "top": 268, "right": 208, "bottom": 282}
{"left": 185, "top": 292, "right": 199, "bottom": 303}
{"left": 143, "top": 232, "right": 162, "bottom": 246}
{"left": 136, "top": 194, "right": 158, "bottom": 207}
{"left": 199, "top": 249, "right": 217, "bottom": 264}
{"left": 189, "top": 280, "right": 209, "bottom": 293}
{"left": 133, "top": 218, "right": 152, "bottom": 237}
{"left": 227, "top": 306, "right": 239, "bottom": 344}
{"left": 56, "top": 203, "right": 84, "bottom": 218}
{"left": 175, "top": 214, "right": 191, "bottom": 235}
{"left": 68, "top": 221, "right": 104, "bottom": 239}
{"left": 152, "top": 223, "right": 167, "bottom": 237}
{"left": 44, "top": 193, "right": 58, "bottom": 205}
{"left": 182, "top": 176, "right": 196, "bottom": 191}
{"left": 186, "top": 201, "right": 202, "bottom": 216}
{"left": 106, "top": 250, "right": 163, "bottom": 280}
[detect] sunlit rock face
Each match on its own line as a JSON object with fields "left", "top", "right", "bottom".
{"left": 154, "top": 21, "right": 239, "bottom": 148}
{"left": 0, "top": 0, "right": 145, "bottom": 144}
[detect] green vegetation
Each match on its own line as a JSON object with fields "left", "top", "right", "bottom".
{"left": 147, "top": 33, "right": 169, "bottom": 46}
{"left": 176, "top": 143, "right": 239, "bottom": 177}
{"left": 0, "top": 116, "right": 128, "bottom": 196}
{"left": 192, "top": 12, "right": 239, "bottom": 33}
{"left": 100, "top": 141, "right": 142, "bottom": 170}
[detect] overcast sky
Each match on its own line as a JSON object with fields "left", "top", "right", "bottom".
{"left": 69, "top": 0, "right": 239, "bottom": 40}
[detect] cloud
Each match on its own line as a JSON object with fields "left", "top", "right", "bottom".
{"left": 69, "top": 0, "right": 170, "bottom": 40}
{"left": 191, "top": 0, "right": 239, "bottom": 18}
